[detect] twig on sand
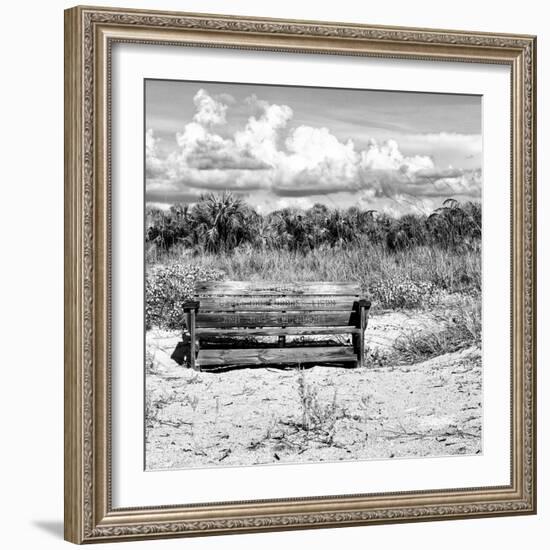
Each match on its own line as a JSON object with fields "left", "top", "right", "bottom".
{"left": 159, "top": 419, "right": 194, "bottom": 428}
{"left": 382, "top": 426, "right": 479, "bottom": 440}
{"left": 219, "top": 449, "right": 231, "bottom": 461}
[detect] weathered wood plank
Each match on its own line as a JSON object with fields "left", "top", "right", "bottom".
{"left": 197, "top": 346, "right": 356, "bottom": 367}
{"left": 196, "top": 326, "right": 360, "bottom": 337}
{"left": 195, "top": 281, "right": 360, "bottom": 296}
{"left": 197, "top": 296, "right": 357, "bottom": 312}
{"left": 196, "top": 311, "right": 357, "bottom": 328}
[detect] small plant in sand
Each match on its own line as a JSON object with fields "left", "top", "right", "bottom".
{"left": 186, "top": 394, "right": 200, "bottom": 412}
{"left": 364, "top": 346, "right": 392, "bottom": 368}
{"left": 358, "top": 394, "right": 372, "bottom": 444}
{"left": 145, "top": 348, "right": 158, "bottom": 374}
{"left": 145, "top": 389, "right": 171, "bottom": 429}
{"left": 359, "top": 395, "right": 371, "bottom": 419}
{"left": 295, "top": 369, "right": 348, "bottom": 444}
{"left": 186, "top": 372, "right": 203, "bottom": 385}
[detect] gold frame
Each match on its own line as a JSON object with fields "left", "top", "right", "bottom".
{"left": 64, "top": 5, "right": 537, "bottom": 544}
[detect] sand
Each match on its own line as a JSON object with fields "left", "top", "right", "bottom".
{"left": 145, "top": 310, "right": 482, "bottom": 470}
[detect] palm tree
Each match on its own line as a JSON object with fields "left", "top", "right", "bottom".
{"left": 267, "top": 208, "right": 306, "bottom": 251}
{"left": 190, "top": 192, "right": 252, "bottom": 253}
{"left": 427, "top": 198, "right": 481, "bottom": 250}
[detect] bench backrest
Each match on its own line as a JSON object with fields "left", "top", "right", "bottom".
{"left": 193, "top": 281, "right": 362, "bottom": 329}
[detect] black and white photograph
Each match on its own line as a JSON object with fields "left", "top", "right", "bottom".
{"left": 144, "top": 79, "right": 483, "bottom": 471}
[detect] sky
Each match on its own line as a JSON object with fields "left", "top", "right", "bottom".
{"left": 145, "top": 79, "right": 482, "bottom": 216}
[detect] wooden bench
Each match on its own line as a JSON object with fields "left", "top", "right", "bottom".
{"left": 177, "top": 281, "right": 371, "bottom": 371}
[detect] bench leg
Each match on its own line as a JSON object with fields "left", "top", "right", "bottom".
{"left": 356, "top": 301, "right": 371, "bottom": 368}
{"left": 278, "top": 335, "right": 286, "bottom": 347}
{"left": 357, "top": 329, "right": 365, "bottom": 369}
{"left": 185, "top": 308, "right": 200, "bottom": 371}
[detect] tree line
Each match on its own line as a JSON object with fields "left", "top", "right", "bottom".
{"left": 146, "top": 192, "right": 481, "bottom": 255}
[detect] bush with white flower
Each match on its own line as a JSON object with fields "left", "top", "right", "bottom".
{"left": 145, "top": 264, "right": 224, "bottom": 329}
{"left": 369, "top": 276, "right": 441, "bottom": 310}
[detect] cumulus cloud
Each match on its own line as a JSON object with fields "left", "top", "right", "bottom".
{"left": 234, "top": 96, "right": 293, "bottom": 166}
{"left": 146, "top": 88, "right": 482, "bottom": 212}
{"left": 192, "top": 88, "right": 229, "bottom": 126}
{"left": 272, "top": 126, "right": 360, "bottom": 194}
{"left": 360, "top": 139, "right": 434, "bottom": 173}
{"left": 170, "top": 89, "right": 281, "bottom": 174}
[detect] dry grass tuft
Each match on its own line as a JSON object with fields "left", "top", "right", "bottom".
{"left": 393, "top": 296, "right": 481, "bottom": 363}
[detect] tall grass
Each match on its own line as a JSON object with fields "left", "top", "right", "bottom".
{"left": 145, "top": 238, "right": 480, "bottom": 329}
{"left": 178, "top": 239, "right": 480, "bottom": 304}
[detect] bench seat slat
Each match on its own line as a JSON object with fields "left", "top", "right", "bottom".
{"left": 195, "top": 326, "right": 360, "bottom": 337}
{"left": 195, "top": 281, "right": 360, "bottom": 296}
{"left": 196, "top": 311, "right": 357, "bottom": 328}
{"left": 197, "top": 346, "right": 356, "bottom": 367}
{"left": 197, "top": 296, "right": 358, "bottom": 312}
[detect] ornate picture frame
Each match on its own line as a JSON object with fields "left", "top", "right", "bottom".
{"left": 64, "top": 5, "right": 536, "bottom": 544}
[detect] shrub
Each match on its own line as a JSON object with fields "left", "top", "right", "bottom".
{"left": 145, "top": 264, "right": 224, "bottom": 329}
{"left": 368, "top": 276, "right": 441, "bottom": 309}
